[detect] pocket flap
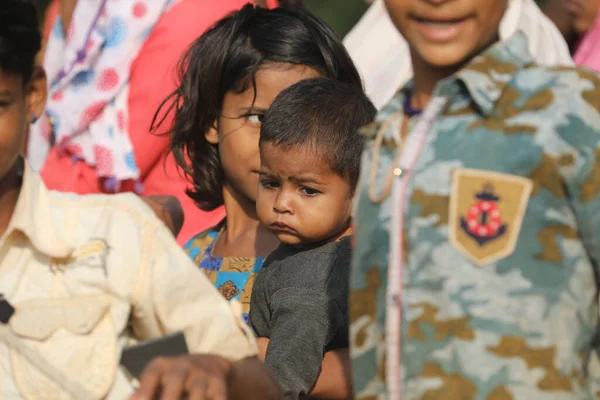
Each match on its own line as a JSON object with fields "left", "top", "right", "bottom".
{"left": 10, "top": 296, "right": 111, "bottom": 340}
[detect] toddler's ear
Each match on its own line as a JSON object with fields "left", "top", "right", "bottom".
{"left": 205, "top": 121, "right": 219, "bottom": 144}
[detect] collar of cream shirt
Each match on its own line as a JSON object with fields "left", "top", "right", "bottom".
{"left": 1, "top": 159, "right": 74, "bottom": 259}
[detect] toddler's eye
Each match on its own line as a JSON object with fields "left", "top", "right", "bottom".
{"left": 260, "top": 179, "right": 279, "bottom": 189}
{"left": 300, "top": 187, "right": 321, "bottom": 196}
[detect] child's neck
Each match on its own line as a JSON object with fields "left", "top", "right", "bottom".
{"left": 410, "top": 53, "right": 461, "bottom": 112}
{"left": 222, "top": 184, "right": 260, "bottom": 235}
{"left": 409, "top": 37, "right": 499, "bottom": 111}
{"left": 60, "top": 0, "right": 79, "bottom": 36}
{"left": 216, "top": 184, "right": 279, "bottom": 258}
{"left": 0, "top": 160, "right": 22, "bottom": 239}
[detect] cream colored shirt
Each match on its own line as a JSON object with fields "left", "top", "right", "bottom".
{"left": 0, "top": 161, "right": 257, "bottom": 400}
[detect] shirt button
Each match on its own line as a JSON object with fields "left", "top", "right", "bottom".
{"left": 393, "top": 168, "right": 404, "bottom": 177}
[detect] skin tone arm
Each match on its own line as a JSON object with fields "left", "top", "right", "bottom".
{"left": 257, "top": 338, "right": 353, "bottom": 399}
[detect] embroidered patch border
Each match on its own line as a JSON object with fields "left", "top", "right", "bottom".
{"left": 449, "top": 168, "right": 533, "bottom": 265}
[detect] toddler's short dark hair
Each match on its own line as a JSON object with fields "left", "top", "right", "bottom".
{"left": 260, "top": 78, "right": 376, "bottom": 191}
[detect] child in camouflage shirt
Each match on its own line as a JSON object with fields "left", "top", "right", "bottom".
{"left": 350, "top": 0, "right": 600, "bottom": 399}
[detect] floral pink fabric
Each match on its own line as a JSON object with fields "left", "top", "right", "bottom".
{"left": 30, "top": 0, "right": 174, "bottom": 186}
{"left": 36, "top": 0, "right": 251, "bottom": 245}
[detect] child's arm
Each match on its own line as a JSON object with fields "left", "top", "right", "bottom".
{"left": 258, "top": 338, "right": 353, "bottom": 400}
{"left": 311, "top": 349, "right": 353, "bottom": 399}
{"left": 257, "top": 337, "right": 269, "bottom": 359}
{"left": 140, "top": 195, "right": 184, "bottom": 237}
{"left": 258, "top": 287, "right": 345, "bottom": 399}
{"left": 562, "top": 79, "right": 600, "bottom": 272}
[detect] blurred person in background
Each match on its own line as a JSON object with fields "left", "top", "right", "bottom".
{"left": 29, "top": 0, "right": 253, "bottom": 245}
{"left": 345, "top": 0, "right": 572, "bottom": 109}
{"left": 544, "top": 0, "right": 600, "bottom": 71}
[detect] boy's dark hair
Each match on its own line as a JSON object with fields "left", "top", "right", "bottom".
{"left": 0, "top": 0, "right": 41, "bottom": 82}
{"left": 153, "top": 4, "right": 362, "bottom": 211}
{"left": 260, "top": 78, "right": 376, "bottom": 192}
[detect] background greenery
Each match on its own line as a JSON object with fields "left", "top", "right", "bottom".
{"left": 35, "top": 1, "right": 552, "bottom": 41}
{"left": 304, "top": 0, "right": 369, "bottom": 37}
{"left": 35, "top": 0, "right": 369, "bottom": 38}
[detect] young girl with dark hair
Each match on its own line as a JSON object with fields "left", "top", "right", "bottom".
{"left": 152, "top": 4, "right": 360, "bottom": 398}
{"left": 157, "top": 3, "right": 361, "bottom": 320}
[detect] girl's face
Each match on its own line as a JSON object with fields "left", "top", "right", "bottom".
{"left": 384, "top": 0, "right": 508, "bottom": 69}
{"left": 205, "top": 63, "right": 321, "bottom": 204}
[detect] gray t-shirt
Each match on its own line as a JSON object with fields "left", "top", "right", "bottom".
{"left": 250, "top": 237, "right": 351, "bottom": 400}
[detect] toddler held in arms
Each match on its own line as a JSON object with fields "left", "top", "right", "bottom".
{"left": 250, "top": 77, "right": 376, "bottom": 399}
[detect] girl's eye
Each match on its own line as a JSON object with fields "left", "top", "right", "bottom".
{"left": 248, "top": 114, "right": 264, "bottom": 124}
{"left": 300, "top": 187, "right": 321, "bottom": 196}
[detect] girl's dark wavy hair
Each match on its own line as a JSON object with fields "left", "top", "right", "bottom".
{"left": 0, "top": 0, "right": 41, "bottom": 82}
{"left": 153, "top": 4, "right": 362, "bottom": 211}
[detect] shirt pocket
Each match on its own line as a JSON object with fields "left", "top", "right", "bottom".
{"left": 8, "top": 295, "right": 118, "bottom": 400}
{"left": 448, "top": 168, "right": 534, "bottom": 266}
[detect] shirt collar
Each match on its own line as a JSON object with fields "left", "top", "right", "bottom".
{"left": 3, "top": 159, "right": 74, "bottom": 259}
{"left": 438, "top": 32, "right": 535, "bottom": 116}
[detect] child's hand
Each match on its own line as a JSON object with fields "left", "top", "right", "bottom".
{"left": 129, "top": 354, "right": 232, "bottom": 400}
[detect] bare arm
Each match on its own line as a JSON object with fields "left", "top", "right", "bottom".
{"left": 257, "top": 338, "right": 353, "bottom": 399}
{"left": 141, "top": 195, "right": 184, "bottom": 237}
{"left": 311, "top": 349, "right": 353, "bottom": 400}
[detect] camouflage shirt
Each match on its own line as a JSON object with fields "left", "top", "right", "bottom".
{"left": 350, "top": 33, "right": 600, "bottom": 399}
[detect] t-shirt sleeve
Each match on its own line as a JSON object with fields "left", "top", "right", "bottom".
{"left": 560, "top": 73, "right": 600, "bottom": 273}
{"left": 264, "top": 286, "right": 345, "bottom": 399}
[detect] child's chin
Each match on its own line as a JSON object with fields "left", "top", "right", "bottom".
{"left": 275, "top": 233, "right": 303, "bottom": 246}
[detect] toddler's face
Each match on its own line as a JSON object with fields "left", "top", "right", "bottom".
{"left": 384, "top": 0, "right": 507, "bottom": 69}
{"left": 256, "top": 144, "right": 353, "bottom": 246}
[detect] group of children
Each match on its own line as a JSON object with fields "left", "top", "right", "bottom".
{"left": 2, "top": 0, "right": 600, "bottom": 399}
{"left": 1, "top": 1, "right": 371, "bottom": 399}
{"left": 163, "top": 5, "right": 374, "bottom": 398}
